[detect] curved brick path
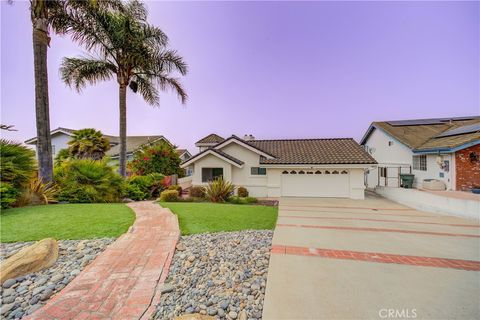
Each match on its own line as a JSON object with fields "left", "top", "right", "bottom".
{"left": 28, "top": 201, "right": 180, "bottom": 320}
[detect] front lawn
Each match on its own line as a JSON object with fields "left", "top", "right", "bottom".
{"left": 0, "top": 204, "right": 135, "bottom": 243}
{"left": 159, "top": 202, "right": 278, "bottom": 235}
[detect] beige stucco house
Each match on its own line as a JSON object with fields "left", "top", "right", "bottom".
{"left": 181, "top": 134, "right": 377, "bottom": 199}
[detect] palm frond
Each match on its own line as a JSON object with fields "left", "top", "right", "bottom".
{"left": 60, "top": 57, "right": 116, "bottom": 92}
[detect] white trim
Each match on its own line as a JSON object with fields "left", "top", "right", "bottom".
{"left": 214, "top": 138, "right": 275, "bottom": 159}
{"left": 181, "top": 149, "right": 244, "bottom": 168}
{"left": 261, "top": 164, "right": 375, "bottom": 169}
{"left": 25, "top": 128, "right": 74, "bottom": 144}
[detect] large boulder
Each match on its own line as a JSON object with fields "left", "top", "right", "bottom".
{"left": 174, "top": 314, "right": 216, "bottom": 320}
{"left": 0, "top": 238, "right": 59, "bottom": 283}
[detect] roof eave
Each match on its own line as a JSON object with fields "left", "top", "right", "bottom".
{"left": 413, "top": 140, "right": 480, "bottom": 154}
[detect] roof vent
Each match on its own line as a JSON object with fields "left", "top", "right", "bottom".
{"left": 243, "top": 134, "right": 255, "bottom": 141}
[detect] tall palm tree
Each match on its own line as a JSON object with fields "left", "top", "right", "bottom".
{"left": 60, "top": 0, "right": 188, "bottom": 177}
{"left": 68, "top": 128, "right": 111, "bottom": 160}
{"left": 28, "top": 0, "right": 112, "bottom": 182}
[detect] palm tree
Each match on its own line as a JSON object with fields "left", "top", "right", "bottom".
{"left": 28, "top": 0, "right": 114, "bottom": 182}
{"left": 60, "top": 0, "right": 188, "bottom": 177}
{"left": 68, "top": 128, "right": 111, "bottom": 160}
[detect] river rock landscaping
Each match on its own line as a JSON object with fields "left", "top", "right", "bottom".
{"left": 0, "top": 238, "right": 114, "bottom": 319}
{"left": 153, "top": 230, "right": 273, "bottom": 320}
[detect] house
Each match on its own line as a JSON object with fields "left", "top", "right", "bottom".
{"left": 360, "top": 116, "right": 480, "bottom": 191}
{"left": 181, "top": 134, "right": 377, "bottom": 199}
{"left": 25, "top": 127, "right": 188, "bottom": 162}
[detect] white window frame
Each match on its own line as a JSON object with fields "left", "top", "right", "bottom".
{"left": 413, "top": 155, "right": 427, "bottom": 171}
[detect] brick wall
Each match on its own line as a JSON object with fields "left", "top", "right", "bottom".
{"left": 455, "top": 144, "right": 480, "bottom": 191}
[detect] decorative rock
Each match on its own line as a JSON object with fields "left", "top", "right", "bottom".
{"left": 176, "top": 243, "right": 186, "bottom": 251}
{"left": 1, "top": 303, "right": 15, "bottom": 315}
{"left": 174, "top": 314, "right": 216, "bottom": 320}
{"left": 0, "top": 238, "right": 59, "bottom": 283}
{"left": 187, "top": 255, "right": 196, "bottom": 262}
{"left": 161, "top": 283, "right": 175, "bottom": 294}
{"left": 228, "top": 311, "right": 238, "bottom": 319}
{"left": 2, "top": 278, "right": 16, "bottom": 288}
{"left": 40, "top": 288, "right": 54, "bottom": 301}
{"left": 238, "top": 310, "right": 247, "bottom": 320}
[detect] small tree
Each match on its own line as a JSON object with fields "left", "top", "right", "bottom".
{"left": 68, "top": 128, "right": 110, "bottom": 160}
{"left": 129, "top": 141, "right": 182, "bottom": 176}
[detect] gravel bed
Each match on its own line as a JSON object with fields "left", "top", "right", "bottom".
{"left": 0, "top": 238, "right": 114, "bottom": 319}
{"left": 153, "top": 230, "right": 273, "bottom": 320}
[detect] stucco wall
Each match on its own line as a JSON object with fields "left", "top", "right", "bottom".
{"left": 412, "top": 153, "right": 453, "bottom": 190}
{"left": 219, "top": 143, "right": 268, "bottom": 197}
{"left": 191, "top": 154, "right": 232, "bottom": 186}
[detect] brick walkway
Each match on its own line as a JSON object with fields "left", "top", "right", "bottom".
{"left": 28, "top": 201, "right": 180, "bottom": 320}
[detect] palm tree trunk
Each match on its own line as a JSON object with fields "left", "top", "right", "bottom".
{"left": 32, "top": 19, "right": 53, "bottom": 183}
{"left": 118, "top": 84, "right": 127, "bottom": 177}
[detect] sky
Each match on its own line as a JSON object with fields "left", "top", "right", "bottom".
{"left": 1, "top": 1, "right": 479, "bottom": 153}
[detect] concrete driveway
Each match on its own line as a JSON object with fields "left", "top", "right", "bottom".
{"left": 262, "top": 194, "right": 480, "bottom": 320}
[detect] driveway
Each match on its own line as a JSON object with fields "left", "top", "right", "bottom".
{"left": 262, "top": 194, "right": 480, "bottom": 320}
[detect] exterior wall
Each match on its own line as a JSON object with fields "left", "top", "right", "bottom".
{"left": 364, "top": 128, "right": 454, "bottom": 190}
{"left": 30, "top": 133, "right": 71, "bottom": 158}
{"left": 219, "top": 143, "right": 268, "bottom": 197}
{"left": 349, "top": 169, "right": 366, "bottom": 199}
{"left": 364, "top": 128, "right": 412, "bottom": 188}
{"left": 455, "top": 144, "right": 480, "bottom": 191}
{"left": 412, "top": 153, "right": 453, "bottom": 190}
{"left": 191, "top": 154, "right": 232, "bottom": 186}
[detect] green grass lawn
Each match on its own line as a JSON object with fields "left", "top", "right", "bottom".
{"left": 159, "top": 202, "right": 278, "bottom": 235}
{"left": 0, "top": 204, "right": 135, "bottom": 243}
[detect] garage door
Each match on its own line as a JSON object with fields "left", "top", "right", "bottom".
{"left": 281, "top": 170, "right": 350, "bottom": 197}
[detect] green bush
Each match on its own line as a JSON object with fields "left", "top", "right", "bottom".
{"left": 127, "top": 173, "right": 164, "bottom": 199}
{"left": 205, "top": 177, "right": 234, "bottom": 203}
{"left": 54, "top": 159, "right": 123, "bottom": 203}
{"left": 168, "top": 185, "right": 182, "bottom": 194}
{"left": 189, "top": 186, "right": 205, "bottom": 198}
{"left": 237, "top": 186, "right": 248, "bottom": 197}
{"left": 124, "top": 183, "right": 146, "bottom": 201}
{"left": 244, "top": 196, "right": 258, "bottom": 204}
{"left": 0, "top": 140, "right": 37, "bottom": 208}
{"left": 0, "top": 182, "right": 19, "bottom": 209}
{"left": 159, "top": 190, "right": 179, "bottom": 202}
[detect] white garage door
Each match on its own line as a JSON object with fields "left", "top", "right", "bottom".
{"left": 281, "top": 170, "right": 350, "bottom": 197}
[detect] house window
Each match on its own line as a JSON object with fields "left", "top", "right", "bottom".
{"left": 202, "top": 168, "right": 223, "bottom": 182}
{"left": 413, "top": 155, "right": 427, "bottom": 171}
{"left": 52, "top": 145, "right": 56, "bottom": 155}
{"left": 282, "top": 171, "right": 289, "bottom": 174}
{"left": 380, "top": 167, "right": 387, "bottom": 177}
{"left": 388, "top": 141, "right": 394, "bottom": 146}
{"left": 251, "top": 167, "right": 266, "bottom": 175}
{"left": 298, "top": 170, "right": 305, "bottom": 174}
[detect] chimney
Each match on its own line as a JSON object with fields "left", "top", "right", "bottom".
{"left": 243, "top": 134, "right": 255, "bottom": 141}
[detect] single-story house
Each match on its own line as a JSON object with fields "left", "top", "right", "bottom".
{"left": 181, "top": 134, "right": 377, "bottom": 199}
{"left": 25, "top": 127, "right": 190, "bottom": 162}
{"left": 360, "top": 116, "right": 480, "bottom": 191}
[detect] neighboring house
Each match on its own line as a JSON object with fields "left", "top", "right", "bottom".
{"left": 176, "top": 149, "right": 193, "bottom": 176}
{"left": 181, "top": 134, "right": 376, "bottom": 199}
{"left": 25, "top": 127, "right": 187, "bottom": 162}
{"left": 360, "top": 116, "right": 480, "bottom": 191}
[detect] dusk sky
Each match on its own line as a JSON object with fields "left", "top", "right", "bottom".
{"left": 1, "top": 1, "right": 479, "bottom": 153}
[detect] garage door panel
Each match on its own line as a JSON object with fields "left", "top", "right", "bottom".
{"left": 281, "top": 173, "right": 350, "bottom": 197}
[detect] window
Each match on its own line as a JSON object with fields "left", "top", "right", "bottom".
{"left": 413, "top": 155, "right": 427, "bottom": 171}
{"left": 332, "top": 170, "right": 339, "bottom": 174}
{"left": 298, "top": 170, "right": 305, "bottom": 174}
{"left": 52, "top": 145, "right": 56, "bottom": 155}
{"left": 290, "top": 170, "right": 297, "bottom": 174}
{"left": 325, "top": 170, "right": 330, "bottom": 174}
{"left": 202, "top": 168, "right": 223, "bottom": 182}
{"left": 380, "top": 167, "right": 387, "bottom": 177}
{"left": 251, "top": 167, "right": 266, "bottom": 175}
{"left": 388, "top": 141, "right": 394, "bottom": 146}
{"left": 341, "top": 170, "right": 348, "bottom": 174}
{"left": 315, "top": 170, "right": 322, "bottom": 174}
{"left": 282, "top": 170, "right": 289, "bottom": 174}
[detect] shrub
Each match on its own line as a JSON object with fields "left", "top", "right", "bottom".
{"left": 228, "top": 196, "right": 242, "bottom": 204}
{"left": 189, "top": 186, "right": 205, "bottom": 198}
{"left": 244, "top": 196, "right": 258, "bottom": 204}
{"left": 159, "top": 190, "right": 179, "bottom": 202}
{"left": 124, "top": 183, "right": 146, "bottom": 201}
{"left": 68, "top": 128, "right": 110, "bottom": 160}
{"left": 16, "top": 177, "right": 58, "bottom": 206}
{"left": 127, "top": 173, "right": 165, "bottom": 199}
{"left": 54, "top": 148, "right": 72, "bottom": 167}
{"left": 237, "top": 186, "right": 248, "bottom": 197}
{"left": 129, "top": 141, "right": 182, "bottom": 176}
{"left": 54, "top": 159, "right": 123, "bottom": 203}
{"left": 205, "top": 177, "right": 234, "bottom": 203}
{"left": 168, "top": 185, "right": 182, "bottom": 194}
{"left": 0, "top": 140, "right": 36, "bottom": 208}
{"left": 0, "top": 182, "right": 19, "bottom": 209}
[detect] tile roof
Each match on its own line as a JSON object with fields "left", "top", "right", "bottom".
{"left": 247, "top": 138, "right": 376, "bottom": 165}
{"left": 363, "top": 117, "right": 480, "bottom": 151}
{"left": 195, "top": 133, "right": 225, "bottom": 144}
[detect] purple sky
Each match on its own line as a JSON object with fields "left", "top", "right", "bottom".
{"left": 1, "top": 1, "right": 479, "bottom": 153}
